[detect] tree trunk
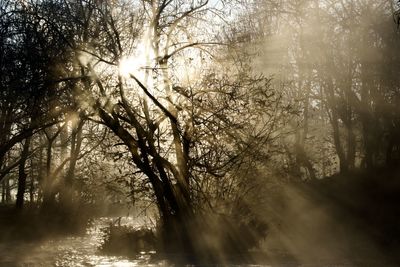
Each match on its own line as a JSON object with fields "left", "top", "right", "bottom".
{"left": 346, "top": 124, "right": 356, "bottom": 170}
{"left": 61, "top": 119, "right": 84, "bottom": 206}
{"left": 326, "top": 79, "right": 348, "bottom": 173}
{"left": 37, "top": 144, "right": 44, "bottom": 203}
{"left": 42, "top": 132, "right": 56, "bottom": 209}
{"left": 360, "top": 38, "right": 374, "bottom": 169}
{"left": 5, "top": 178, "right": 11, "bottom": 203}
{"left": 296, "top": 74, "right": 316, "bottom": 179}
{"left": 28, "top": 157, "right": 35, "bottom": 203}
{"left": 98, "top": 106, "right": 195, "bottom": 255}
{"left": 16, "top": 136, "right": 31, "bottom": 209}
{"left": 1, "top": 180, "right": 5, "bottom": 203}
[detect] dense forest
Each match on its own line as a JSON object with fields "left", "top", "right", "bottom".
{"left": 1, "top": 0, "right": 400, "bottom": 266}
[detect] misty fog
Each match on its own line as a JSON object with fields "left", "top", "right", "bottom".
{"left": 1, "top": 0, "right": 400, "bottom": 266}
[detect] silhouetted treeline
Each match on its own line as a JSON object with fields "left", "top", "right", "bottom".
{"left": 237, "top": 0, "right": 400, "bottom": 178}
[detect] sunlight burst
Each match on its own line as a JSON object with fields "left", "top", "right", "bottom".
{"left": 119, "top": 35, "right": 153, "bottom": 79}
{"left": 119, "top": 56, "right": 140, "bottom": 77}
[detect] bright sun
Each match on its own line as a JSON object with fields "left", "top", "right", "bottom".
{"left": 119, "top": 36, "right": 152, "bottom": 78}
{"left": 119, "top": 56, "right": 139, "bottom": 77}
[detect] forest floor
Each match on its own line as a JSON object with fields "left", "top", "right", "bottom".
{"left": 259, "top": 166, "right": 400, "bottom": 266}
{"left": 1, "top": 167, "right": 400, "bottom": 266}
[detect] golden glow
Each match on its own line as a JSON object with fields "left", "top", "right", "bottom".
{"left": 119, "top": 36, "right": 153, "bottom": 79}
{"left": 119, "top": 56, "right": 140, "bottom": 77}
